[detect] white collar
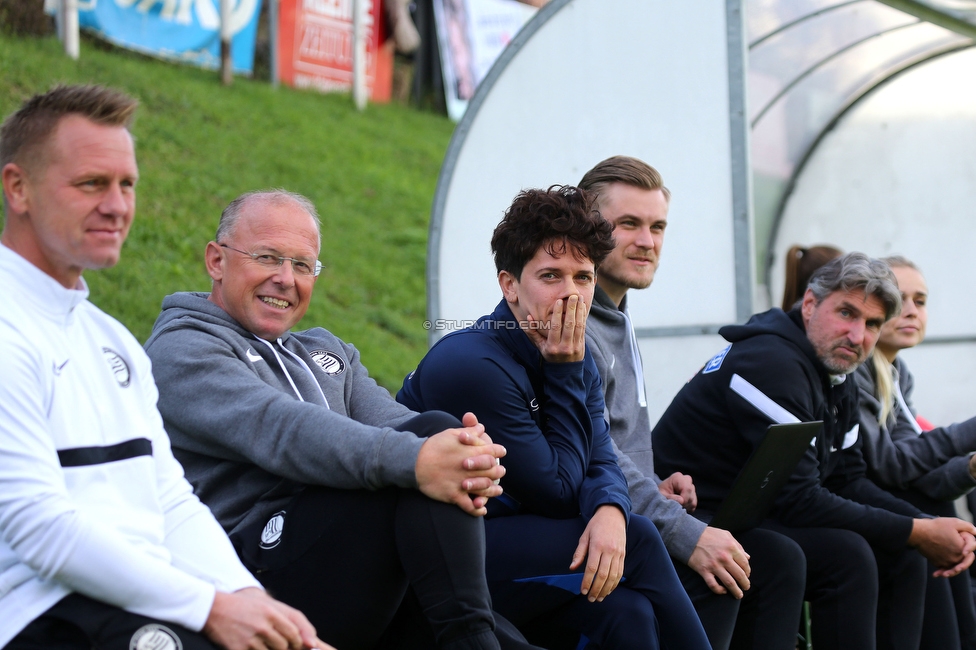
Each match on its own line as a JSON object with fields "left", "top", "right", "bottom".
{"left": 0, "top": 243, "right": 89, "bottom": 324}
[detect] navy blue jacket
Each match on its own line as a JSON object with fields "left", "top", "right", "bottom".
{"left": 397, "top": 300, "right": 631, "bottom": 521}
{"left": 652, "top": 308, "right": 918, "bottom": 550}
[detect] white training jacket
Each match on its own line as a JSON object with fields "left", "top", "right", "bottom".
{"left": 0, "top": 244, "right": 260, "bottom": 645}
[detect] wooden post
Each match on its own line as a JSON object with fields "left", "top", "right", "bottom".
{"left": 220, "top": 0, "right": 233, "bottom": 85}
{"left": 352, "top": 0, "right": 367, "bottom": 110}
{"left": 63, "top": 0, "right": 79, "bottom": 60}
{"left": 269, "top": 0, "right": 279, "bottom": 88}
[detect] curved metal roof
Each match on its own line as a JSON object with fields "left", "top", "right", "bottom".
{"left": 747, "top": 0, "right": 975, "bottom": 291}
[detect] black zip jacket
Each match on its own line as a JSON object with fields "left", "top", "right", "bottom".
{"left": 651, "top": 308, "right": 919, "bottom": 550}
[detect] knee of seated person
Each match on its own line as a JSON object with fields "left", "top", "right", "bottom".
{"left": 595, "top": 588, "right": 659, "bottom": 644}
{"left": 771, "top": 535, "right": 807, "bottom": 594}
{"left": 766, "top": 533, "right": 807, "bottom": 577}
{"left": 400, "top": 410, "right": 463, "bottom": 437}
{"left": 624, "top": 514, "right": 667, "bottom": 553}
{"left": 887, "top": 545, "right": 928, "bottom": 582}
{"left": 824, "top": 530, "right": 880, "bottom": 585}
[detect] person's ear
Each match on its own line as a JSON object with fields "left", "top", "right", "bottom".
{"left": 204, "top": 241, "right": 224, "bottom": 281}
{"left": 498, "top": 270, "right": 519, "bottom": 304}
{"left": 801, "top": 288, "right": 816, "bottom": 323}
{"left": 1, "top": 163, "right": 30, "bottom": 215}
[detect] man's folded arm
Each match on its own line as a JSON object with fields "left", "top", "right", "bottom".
{"left": 147, "top": 326, "right": 424, "bottom": 491}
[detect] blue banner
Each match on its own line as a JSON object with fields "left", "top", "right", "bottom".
{"left": 78, "top": 0, "right": 262, "bottom": 74}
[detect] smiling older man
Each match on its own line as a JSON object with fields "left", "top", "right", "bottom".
{"left": 651, "top": 252, "right": 976, "bottom": 650}
{"left": 143, "top": 189, "right": 539, "bottom": 650}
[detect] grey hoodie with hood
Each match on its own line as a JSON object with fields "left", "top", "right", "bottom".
{"left": 144, "top": 292, "right": 422, "bottom": 537}
{"left": 855, "top": 356, "right": 976, "bottom": 502}
{"left": 586, "top": 286, "right": 706, "bottom": 563}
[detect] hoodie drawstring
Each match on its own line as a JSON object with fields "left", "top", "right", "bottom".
{"left": 253, "top": 337, "right": 330, "bottom": 409}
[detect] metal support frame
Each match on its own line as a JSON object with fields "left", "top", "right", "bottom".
{"left": 876, "top": 0, "right": 976, "bottom": 39}
{"left": 726, "top": 0, "right": 755, "bottom": 322}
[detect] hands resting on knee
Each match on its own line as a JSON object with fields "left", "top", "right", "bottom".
{"left": 415, "top": 412, "right": 507, "bottom": 516}
{"left": 909, "top": 517, "right": 976, "bottom": 577}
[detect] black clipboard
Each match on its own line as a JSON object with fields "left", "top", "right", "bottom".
{"left": 710, "top": 421, "right": 823, "bottom": 533}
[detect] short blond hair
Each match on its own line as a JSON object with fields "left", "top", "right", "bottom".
{"left": 578, "top": 155, "right": 670, "bottom": 204}
{"left": 0, "top": 84, "right": 138, "bottom": 172}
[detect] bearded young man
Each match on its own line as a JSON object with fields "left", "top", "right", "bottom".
{"left": 580, "top": 155, "right": 806, "bottom": 650}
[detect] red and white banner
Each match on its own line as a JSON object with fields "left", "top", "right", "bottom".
{"left": 278, "top": 0, "right": 392, "bottom": 101}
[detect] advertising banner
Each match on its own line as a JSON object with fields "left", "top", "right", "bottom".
{"left": 277, "top": 0, "right": 392, "bottom": 101}
{"left": 432, "top": 0, "right": 536, "bottom": 121}
{"left": 77, "top": 0, "right": 263, "bottom": 74}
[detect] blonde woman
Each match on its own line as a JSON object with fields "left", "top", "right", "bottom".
{"left": 856, "top": 256, "right": 976, "bottom": 650}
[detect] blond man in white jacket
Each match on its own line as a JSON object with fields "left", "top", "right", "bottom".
{"left": 0, "top": 84, "right": 328, "bottom": 650}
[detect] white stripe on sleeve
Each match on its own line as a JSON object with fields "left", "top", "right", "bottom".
{"left": 729, "top": 373, "right": 801, "bottom": 425}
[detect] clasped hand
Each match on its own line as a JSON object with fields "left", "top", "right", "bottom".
{"left": 658, "top": 471, "right": 697, "bottom": 512}
{"left": 415, "top": 412, "right": 507, "bottom": 516}
{"left": 909, "top": 517, "right": 976, "bottom": 578}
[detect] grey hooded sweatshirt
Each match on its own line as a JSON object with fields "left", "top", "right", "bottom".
{"left": 855, "top": 356, "right": 976, "bottom": 502}
{"left": 144, "top": 292, "right": 422, "bottom": 537}
{"left": 586, "top": 286, "right": 706, "bottom": 563}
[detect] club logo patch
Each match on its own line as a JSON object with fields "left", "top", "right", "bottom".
{"left": 310, "top": 350, "right": 345, "bottom": 375}
{"left": 702, "top": 344, "right": 732, "bottom": 374}
{"left": 102, "top": 348, "right": 131, "bottom": 387}
{"left": 129, "top": 624, "right": 182, "bottom": 650}
{"left": 260, "top": 511, "right": 286, "bottom": 549}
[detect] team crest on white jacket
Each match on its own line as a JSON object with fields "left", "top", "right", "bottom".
{"left": 129, "top": 624, "right": 183, "bottom": 650}
{"left": 310, "top": 350, "right": 345, "bottom": 375}
{"left": 260, "top": 510, "right": 286, "bottom": 549}
{"left": 102, "top": 347, "right": 131, "bottom": 387}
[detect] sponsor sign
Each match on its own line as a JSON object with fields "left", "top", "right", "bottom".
{"left": 432, "top": 0, "right": 536, "bottom": 121}
{"left": 277, "top": 0, "right": 392, "bottom": 100}
{"left": 77, "top": 0, "right": 263, "bottom": 73}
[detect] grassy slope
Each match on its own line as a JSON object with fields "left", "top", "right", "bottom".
{"left": 0, "top": 34, "right": 454, "bottom": 390}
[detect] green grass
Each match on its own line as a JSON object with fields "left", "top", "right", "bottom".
{"left": 0, "top": 33, "right": 455, "bottom": 391}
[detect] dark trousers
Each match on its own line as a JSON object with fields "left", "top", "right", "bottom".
{"left": 676, "top": 525, "right": 807, "bottom": 650}
{"left": 233, "top": 411, "right": 502, "bottom": 650}
{"left": 484, "top": 512, "right": 712, "bottom": 650}
{"left": 892, "top": 488, "right": 976, "bottom": 650}
{"left": 8, "top": 593, "right": 218, "bottom": 650}
{"left": 761, "top": 522, "right": 927, "bottom": 650}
